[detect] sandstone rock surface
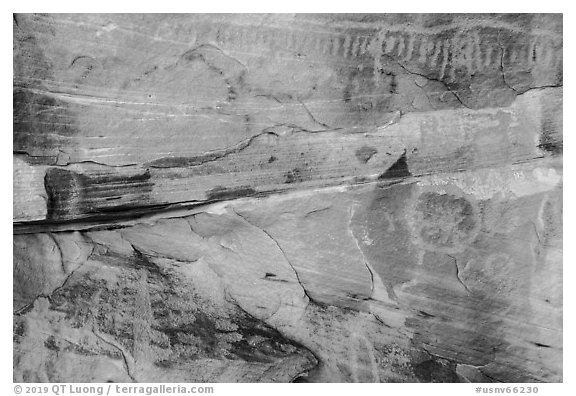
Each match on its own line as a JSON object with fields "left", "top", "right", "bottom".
{"left": 14, "top": 13, "right": 562, "bottom": 383}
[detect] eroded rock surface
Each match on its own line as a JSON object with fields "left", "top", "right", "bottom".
{"left": 14, "top": 13, "right": 562, "bottom": 383}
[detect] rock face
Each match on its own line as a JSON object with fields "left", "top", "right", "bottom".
{"left": 13, "top": 14, "right": 562, "bottom": 383}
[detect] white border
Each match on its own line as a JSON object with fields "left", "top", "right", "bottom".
{"left": 3, "top": 4, "right": 571, "bottom": 395}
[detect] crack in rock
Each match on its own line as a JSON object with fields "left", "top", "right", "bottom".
{"left": 14, "top": 238, "right": 94, "bottom": 316}
{"left": 92, "top": 327, "right": 137, "bottom": 382}
{"left": 347, "top": 205, "right": 375, "bottom": 298}
{"left": 231, "top": 209, "right": 316, "bottom": 305}
{"left": 297, "top": 99, "right": 333, "bottom": 130}
{"left": 385, "top": 55, "right": 472, "bottom": 110}
{"left": 14, "top": 150, "right": 139, "bottom": 168}
{"left": 447, "top": 254, "right": 472, "bottom": 295}
{"left": 145, "top": 130, "right": 279, "bottom": 168}
{"left": 225, "top": 291, "right": 322, "bottom": 382}
{"left": 497, "top": 34, "right": 561, "bottom": 96}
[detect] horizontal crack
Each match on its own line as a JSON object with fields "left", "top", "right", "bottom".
{"left": 145, "top": 131, "right": 278, "bottom": 168}
{"left": 14, "top": 150, "right": 138, "bottom": 168}
{"left": 14, "top": 152, "right": 554, "bottom": 234}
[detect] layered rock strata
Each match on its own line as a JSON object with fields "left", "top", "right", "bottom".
{"left": 14, "top": 14, "right": 562, "bottom": 383}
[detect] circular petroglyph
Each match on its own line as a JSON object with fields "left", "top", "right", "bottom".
{"left": 408, "top": 186, "right": 480, "bottom": 253}
{"left": 461, "top": 253, "right": 518, "bottom": 296}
